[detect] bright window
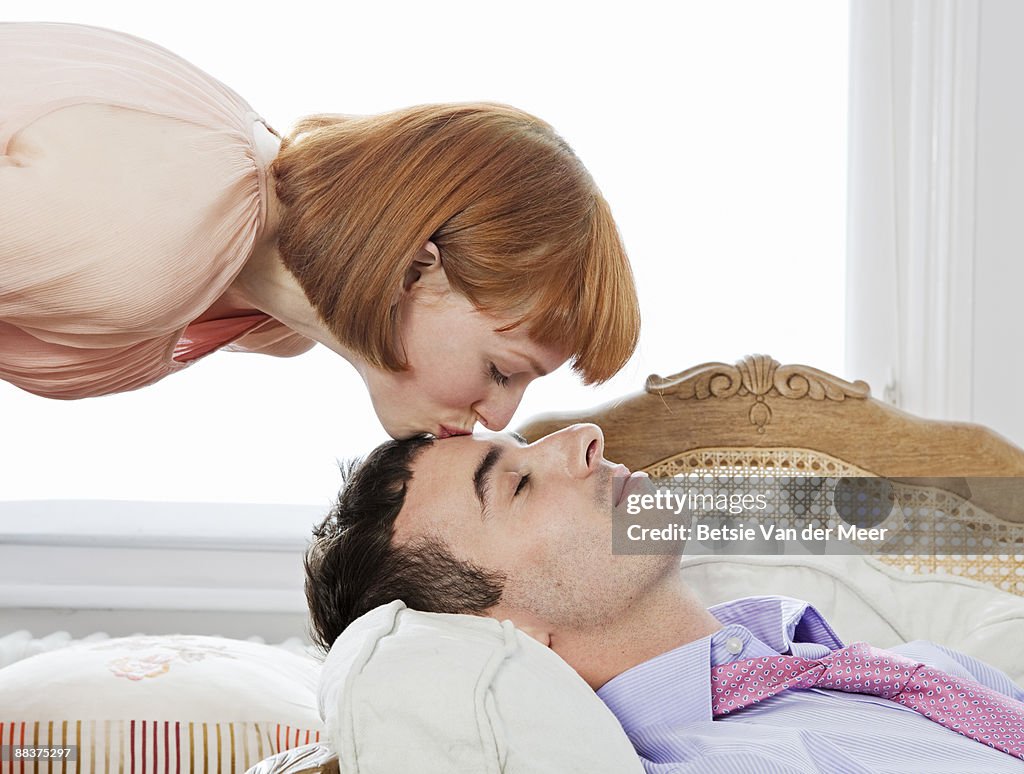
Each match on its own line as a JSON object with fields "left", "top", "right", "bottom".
{"left": 0, "top": 1, "right": 849, "bottom": 505}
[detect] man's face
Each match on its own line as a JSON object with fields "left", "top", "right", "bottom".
{"left": 393, "top": 424, "right": 678, "bottom": 633}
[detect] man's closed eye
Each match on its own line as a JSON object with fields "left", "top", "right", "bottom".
{"left": 514, "top": 474, "right": 530, "bottom": 496}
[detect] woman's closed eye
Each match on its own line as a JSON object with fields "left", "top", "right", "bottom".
{"left": 489, "top": 362, "right": 510, "bottom": 388}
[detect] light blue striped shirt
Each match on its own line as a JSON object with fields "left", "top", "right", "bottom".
{"left": 597, "top": 596, "right": 1024, "bottom": 773}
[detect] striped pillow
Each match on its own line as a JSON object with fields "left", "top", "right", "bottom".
{"left": 0, "top": 635, "right": 324, "bottom": 774}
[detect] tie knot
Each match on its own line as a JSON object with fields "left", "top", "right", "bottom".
{"left": 712, "top": 644, "right": 922, "bottom": 713}
{"left": 813, "top": 642, "right": 918, "bottom": 699}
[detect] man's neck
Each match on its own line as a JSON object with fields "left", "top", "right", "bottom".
{"left": 553, "top": 573, "right": 722, "bottom": 690}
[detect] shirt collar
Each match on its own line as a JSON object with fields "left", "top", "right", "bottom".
{"left": 597, "top": 595, "right": 844, "bottom": 736}
{"left": 597, "top": 631, "right": 714, "bottom": 734}
{"left": 708, "top": 595, "right": 844, "bottom": 654}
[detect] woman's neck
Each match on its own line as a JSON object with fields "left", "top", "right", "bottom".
{"left": 230, "top": 189, "right": 357, "bottom": 366}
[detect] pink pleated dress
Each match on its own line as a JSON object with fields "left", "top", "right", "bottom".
{"left": 0, "top": 23, "right": 313, "bottom": 399}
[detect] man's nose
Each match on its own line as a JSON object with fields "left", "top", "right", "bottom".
{"left": 540, "top": 423, "right": 605, "bottom": 478}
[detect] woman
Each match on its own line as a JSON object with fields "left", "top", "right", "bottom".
{"left": 0, "top": 23, "right": 639, "bottom": 438}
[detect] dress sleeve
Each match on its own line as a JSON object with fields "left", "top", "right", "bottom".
{"left": 0, "top": 23, "right": 297, "bottom": 398}
{"left": 227, "top": 320, "right": 316, "bottom": 357}
{"left": 0, "top": 103, "right": 262, "bottom": 346}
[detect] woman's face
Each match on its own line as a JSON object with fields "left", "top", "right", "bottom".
{"left": 358, "top": 256, "right": 568, "bottom": 439}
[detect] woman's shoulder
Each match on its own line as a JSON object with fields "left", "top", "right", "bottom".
{"left": 0, "top": 22, "right": 258, "bottom": 151}
{"left": 0, "top": 23, "right": 279, "bottom": 339}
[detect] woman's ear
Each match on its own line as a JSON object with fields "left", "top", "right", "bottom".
{"left": 401, "top": 240, "right": 444, "bottom": 293}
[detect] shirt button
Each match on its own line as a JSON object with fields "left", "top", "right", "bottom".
{"left": 725, "top": 636, "right": 744, "bottom": 655}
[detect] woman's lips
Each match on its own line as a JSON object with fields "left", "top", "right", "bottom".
{"left": 437, "top": 425, "right": 471, "bottom": 439}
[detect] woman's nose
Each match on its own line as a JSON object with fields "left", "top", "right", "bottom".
{"left": 473, "top": 385, "right": 527, "bottom": 431}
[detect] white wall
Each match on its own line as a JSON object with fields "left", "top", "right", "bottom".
{"left": 0, "top": 500, "right": 315, "bottom": 640}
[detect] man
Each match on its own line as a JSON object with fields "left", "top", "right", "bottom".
{"left": 305, "top": 424, "right": 1024, "bottom": 772}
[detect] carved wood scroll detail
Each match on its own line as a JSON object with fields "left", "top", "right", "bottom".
{"left": 645, "top": 354, "right": 871, "bottom": 432}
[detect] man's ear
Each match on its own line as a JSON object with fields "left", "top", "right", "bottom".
{"left": 401, "top": 240, "right": 443, "bottom": 293}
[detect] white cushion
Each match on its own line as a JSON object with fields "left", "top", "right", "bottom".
{"left": 244, "top": 743, "right": 335, "bottom": 774}
{"left": 681, "top": 555, "right": 1024, "bottom": 685}
{"left": 0, "top": 634, "right": 324, "bottom": 774}
{"left": 320, "top": 600, "right": 643, "bottom": 774}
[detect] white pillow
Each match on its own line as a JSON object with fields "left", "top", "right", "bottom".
{"left": 244, "top": 743, "right": 336, "bottom": 774}
{"left": 681, "top": 555, "right": 1024, "bottom": 685}
{"left": 0, "top": 634, "right": 324, "bottom": 774}
{"left": 320, "top": 601, "right": 643, "bottom": 774}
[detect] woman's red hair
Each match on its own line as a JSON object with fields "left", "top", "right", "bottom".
{"left": 272, "top": 102, "right": 639, "bottom": 383}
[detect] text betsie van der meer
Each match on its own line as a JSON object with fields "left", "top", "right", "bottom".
{"left": 622, "top": 488, "right": 889, "bottom": 543}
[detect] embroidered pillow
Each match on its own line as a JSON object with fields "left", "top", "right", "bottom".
{"left": 0, "top": 635, "right": 323, "bottom": 774}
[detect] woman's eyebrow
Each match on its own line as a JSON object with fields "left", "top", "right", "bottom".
{"left": 509, "top": 351, "right": 549, "bottom": 377}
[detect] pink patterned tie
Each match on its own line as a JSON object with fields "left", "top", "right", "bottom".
{"left": 711, "top": 642, "right": 1024, "bottom": 760}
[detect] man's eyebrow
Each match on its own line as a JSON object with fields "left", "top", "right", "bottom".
{"left": 473, "top": 445, "right": 504, "bottom": 516}
{"left": 472, "top": 435, "right": 529, "bottom": 516}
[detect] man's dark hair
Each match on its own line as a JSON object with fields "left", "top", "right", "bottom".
{"left": 304, "top": 435, "right": 506, "bottom": 652}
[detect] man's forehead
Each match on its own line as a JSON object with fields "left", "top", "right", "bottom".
{"left": 411, "top": 431, "right": 527, "bottom": 479}
{"left": 395, "top": 431, "right": 527, "bottom": 539}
